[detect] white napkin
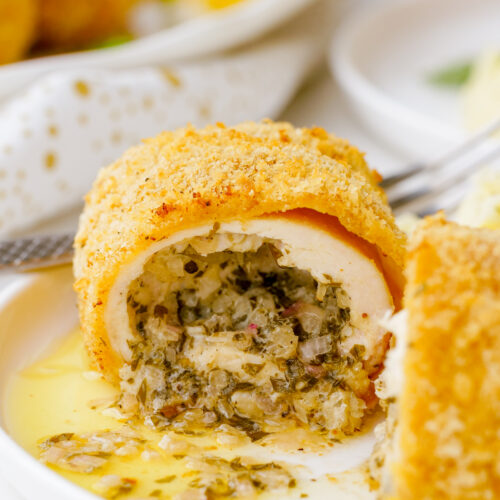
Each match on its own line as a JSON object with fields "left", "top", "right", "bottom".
{"left": 0, "top": 2, "right": 332, "bottom": 237}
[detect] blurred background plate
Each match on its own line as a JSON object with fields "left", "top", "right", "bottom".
{"left": 330, "top": 0, "right": 500, "bottom": 156}
{"left": 0, "top": 0, "right": 315, "bottom": 99}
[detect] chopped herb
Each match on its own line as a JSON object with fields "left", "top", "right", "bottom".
{"left": 350, "top": 344, "right": 366, "bottom": 360}
{"left": 296, "top": 376, "right": 318, "bottom": 393}
{"left": 233, "top": 382, "right": 254, "bottom": 392}
{"left": 130, "top": 353, "right": 142, "bottom": 372}
{"left": 228, "top": 415, "right": 268, "bottom": 441}
{"left": 249, "top": 462, "right": 282, "bottom": 471}
{"left": 242, "top": 363, "right": 264, "bottom": 376}
{"left": 136, "top": 321, "right": 145, "bottom": 337}
{"left": 137, "top": 379, "right": 148, "bottom": 404}
{"left": 40, "top": 432, "right": 74, "bottom": 449}
{"left": 235, "top": 278, "right": 251, "bottom": 291}
{"left": 270, "top": 377, "right": 292, "bottom": 393}
{"left": 229, "top": 457, "right": 244, "bottom": 470}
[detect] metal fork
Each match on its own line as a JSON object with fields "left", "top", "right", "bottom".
{"left": 0, "top": 233, "right": 74, "bottom": 272}
{"left": 382, "top": 115, "right": 500, "bottom": 215}
{"left": 1, "top": 116, "right": 500, "bottom": 272}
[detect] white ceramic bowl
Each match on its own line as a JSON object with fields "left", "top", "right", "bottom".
{"left": 330, "top": 0, "right": 500, "bottom": 157}
{"left": 0, "top": 0, "right": 315, "bottom": 100}
{"left": 0, "top": 269, "right": 96, "bottom": 499}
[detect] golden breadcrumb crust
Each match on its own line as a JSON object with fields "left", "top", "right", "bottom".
{"left": 0, "top": 0, "right": 36, "bottom": 64}
{"left": 74, "top": 120, "right": 406, "bottom": 380}
{"left": 395, "top": 215, "right": 500, "bottom": 499}
{"left": 37, "top": 0, "right": 135, "bottom": 49}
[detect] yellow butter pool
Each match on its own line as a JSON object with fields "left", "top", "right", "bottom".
{"left": 4, "top": 328, "right": 372, "bottom": 499}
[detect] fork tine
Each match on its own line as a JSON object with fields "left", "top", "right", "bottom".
{"left": 0, "top": 233, "right": 74, "bottom": 272}
{"left": 381, "top": 114, "right": 500, "bottom": 191}
{"left": 430, "top": 114, "right": 500, "bottom": 169}
{"left": 390, "top": 140, "right": 500, "bottom": 214}
{"left": 379, "top": 165, "right": 422, "bottom": 189}
{"left": 392, "top": 182, "right": 467, "bottom": 216}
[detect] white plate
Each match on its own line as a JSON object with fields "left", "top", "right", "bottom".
{"left": 0, "top": 268, "right": 377, "bottom": 499}
{"left": 330, "top": 0, "right": 500, "bottom": 156}
{"left": 0, "top": 269, "right": 95, "bottom": 500}
{"left": 0, "top": 0, "right": 315, "bottom": 100}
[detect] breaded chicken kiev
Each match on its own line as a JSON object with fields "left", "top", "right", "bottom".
{"left": 74, "top": 120, "right": 405, "bottom": 440}
{"left": 0, "top": 0, "right": 36, "bottom": 64}
{"left": 373, "top": 215, "right": 500, "bottom": 499}
{"left": 36, "top": 0, "right": 135, "bottom": 50}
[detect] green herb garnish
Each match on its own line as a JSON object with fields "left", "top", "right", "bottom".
{"left": 428, "top": 60, "right": 472, "bottom": 87}
{"left": 90, "top": 34, "right": 134, "bottom": 50}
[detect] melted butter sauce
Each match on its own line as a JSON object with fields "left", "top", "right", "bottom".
{"left": 4, "top": 329, "right": 374, "bottom": 499}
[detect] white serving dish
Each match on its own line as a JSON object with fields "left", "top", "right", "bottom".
{"left": 0, "top": 268, "right": 95, "bottom": 500}
{"left": 0, "top": 268, "right": 377, "bottom": 499}
{"left": 0, "top": 0, "right": 315, "bottom": 100}
{"left": 330, "top": 0, "right": 500, "bottom": 157}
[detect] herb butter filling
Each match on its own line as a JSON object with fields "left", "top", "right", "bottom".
{"left": 118, "top": 235, "right": 373, "bottom": 439}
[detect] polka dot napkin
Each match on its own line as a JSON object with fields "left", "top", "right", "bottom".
{"left": 0, "top": 4, "right": 331, "bottom": 236}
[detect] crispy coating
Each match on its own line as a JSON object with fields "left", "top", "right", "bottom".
{"left": 36, "top": 0, "right": 135, "bottom": 49}
{"left": 0, "top": 0, "right": 36, "bottom": 64}
{"left": 74, "top": 120, "right": 406, "bottom": 380}
{"left": 395, "top": 215, "right": 500, "bottom": 499}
